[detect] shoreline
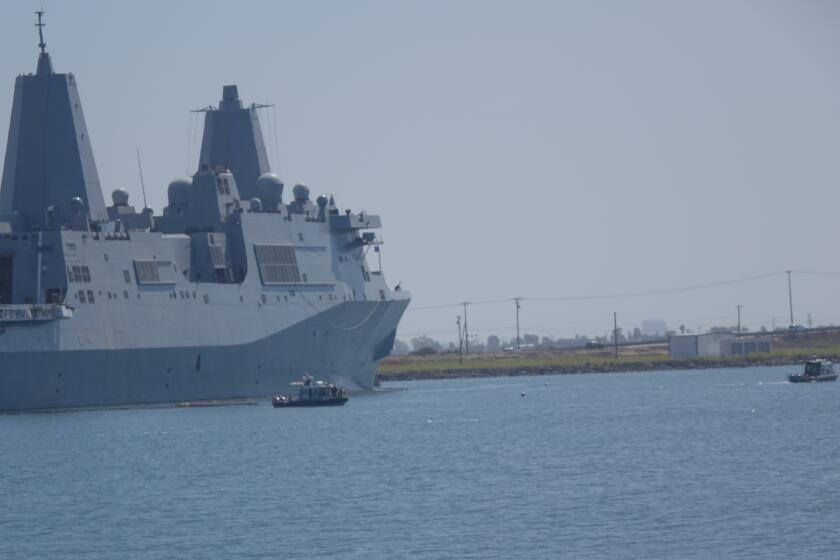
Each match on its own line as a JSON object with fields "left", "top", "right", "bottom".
{"left": 377, "top": 354, "right": 831, "bottom": 382}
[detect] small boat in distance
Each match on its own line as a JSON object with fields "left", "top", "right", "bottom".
{"left": 788, "top": 359, "right": 838, "bottom": 383}
{"left": 271, "top": 375, "right": 348, "bottom": 407}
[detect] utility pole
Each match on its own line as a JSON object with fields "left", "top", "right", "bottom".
{"left": 786, "top": 270, "right": 794, "bottom": 326}
{"left": 736, "top": 304, "right": 742, "bottom": 335}
{"left": 613, "top": 312, "right": 619, "bottom": 359}
{"left": 514, "top": 297, "right": 522, "bottom": 350}
{"left": 456, "top": 315, "right": 463, "bottom": 364}
{"left": 461, "top": 302, "right": 470, "bottom": 354}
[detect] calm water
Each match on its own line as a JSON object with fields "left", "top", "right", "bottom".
{"left": 1, "top": 366, "right": 838, "bottom": 559}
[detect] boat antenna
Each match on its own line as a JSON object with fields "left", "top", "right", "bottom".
{"left": 136, "top": 148, "right": 149, "bottom": 209}
{"left": 35, "top": 10, "right": 46, "bottom": 55}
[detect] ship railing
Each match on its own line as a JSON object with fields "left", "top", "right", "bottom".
{"left": 0, "top": 303, "right": 74, "bottom": 323}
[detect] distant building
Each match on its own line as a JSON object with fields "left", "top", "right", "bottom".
{"left": 668, "top": 333, "right": 772, "bottom": 358}
{"left": 727, "top": 337, "right": 772, "bottom": 356}
{"left": 641, "top": 320, "right": 668, "bottom": 337}
{"left": 669, "top": 333, "right": 734, "bottom": 358}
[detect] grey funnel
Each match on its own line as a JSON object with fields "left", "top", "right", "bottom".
{"left": 197, "top": 85, "right": 271, "bottom": 201}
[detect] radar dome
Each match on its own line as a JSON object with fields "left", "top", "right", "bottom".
{"left": 167, "top": 177, "right": 192, "bottom": 207}
{"left": 256, "top": 173, "right": 284, "bottom": 210}
{"left": 293, "top": 183, "right": 310, "bottom": 202}
{"left": 69, "top": 197, "right": 84, "bottom": 214}
{"left": 111, "top": 189, "right": 129, "bottom": 206}
{"left": 316, "top": 195, "right": 328, "bottom": 208}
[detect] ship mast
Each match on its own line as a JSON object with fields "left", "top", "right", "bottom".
{"left": 36, "top": 10, "right": 47, "bottom": 55}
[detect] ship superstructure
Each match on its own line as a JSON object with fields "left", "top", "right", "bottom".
{"left": 0, "top": 14, "right": 409, "bottom": 411}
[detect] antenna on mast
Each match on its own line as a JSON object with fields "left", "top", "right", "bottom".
{"left": 136, "top": 148, "right": 149, "bottom": 209}
{"left": 35, "top": 10, "right": 47, "bottom": 55}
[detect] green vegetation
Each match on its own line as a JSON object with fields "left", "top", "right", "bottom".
{"left": 378, "top": 336, "right": 840, "bottom": 381}
{"left": 379, "top": 352, "right": 673, "bottom": 374}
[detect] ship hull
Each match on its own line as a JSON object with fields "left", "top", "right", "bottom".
{"left": 0, "top": 299, "right": 408, "bottom": 412}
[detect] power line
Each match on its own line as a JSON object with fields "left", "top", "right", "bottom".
{"left": 410, "top": 297, "right": 513, "bottom": 311}
{"left": 791, "top": 269, "right": 840, "bottom": 277}
{"left": 407, "top": 270, "right": 787, "bottom": 311}
{"left": 527, "top": 271, "right": 785, "bottom": 302}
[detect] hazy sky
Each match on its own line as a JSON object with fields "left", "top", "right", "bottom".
{"left": 1, "top": 1, "right": 839, "bottom": 343}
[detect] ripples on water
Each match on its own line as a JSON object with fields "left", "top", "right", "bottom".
{"left": 1, "top": 366, "right": 838, "bottom": 559}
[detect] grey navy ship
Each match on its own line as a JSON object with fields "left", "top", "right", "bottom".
{"left": 0, "top": 14, "right": 410, "bottom": 412}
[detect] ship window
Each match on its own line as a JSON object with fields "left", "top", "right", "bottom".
{"left": 298, "top": 233, "right": 304, "bottom": 242}
{"left": 302, "top": 273, "right": 308, "bottom": 283}
{"left": 203, "top": 294, "right": 210, "bottom": 304}
{"left": 380, "top": 289, "right": 386, "bottom": 300}
{"left": 123, "top": 291, "right": 129, "bottom": 299}
{"left": 134, "top": 260, "right": 159, "bottom": 283}
{"left": 253, "top": 245, "right": 301, "bottom": 285}
{"left": 361, "top": 266, "right": 370, "bottom": 282}
{"left": 86, "top": 290, "right": 95, "bottom": 303}
{"left": 78, "top": 290, "right": 86, "bottom": 303}
{"left": 209, "top": 245, "right": 226, "bottom": 269}
{"left": 66, "top": 242, "right": 77, "bottom": 251}
{"left": 133, "top": 260, "right": 175, "bottom": 285}
{"left": 68, "top": 265, "right": 92, "bottom": 283}
{"left": 123, "top": 269, "right": 131, "bottom": 283}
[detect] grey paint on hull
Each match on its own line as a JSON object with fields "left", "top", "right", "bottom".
{"left": 0, "top": 20, "right": 411, "bottom": 413}
{"left": 0, "top": 299, "right": 408, "bottom": 412}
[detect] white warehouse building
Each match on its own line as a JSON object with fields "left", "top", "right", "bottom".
{"left": 668, "top": 333, "right": 772, "bottom": 358}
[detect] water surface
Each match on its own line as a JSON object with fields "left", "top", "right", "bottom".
{"left": 1, "top": 366, "right": 838, "bottom": 559}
